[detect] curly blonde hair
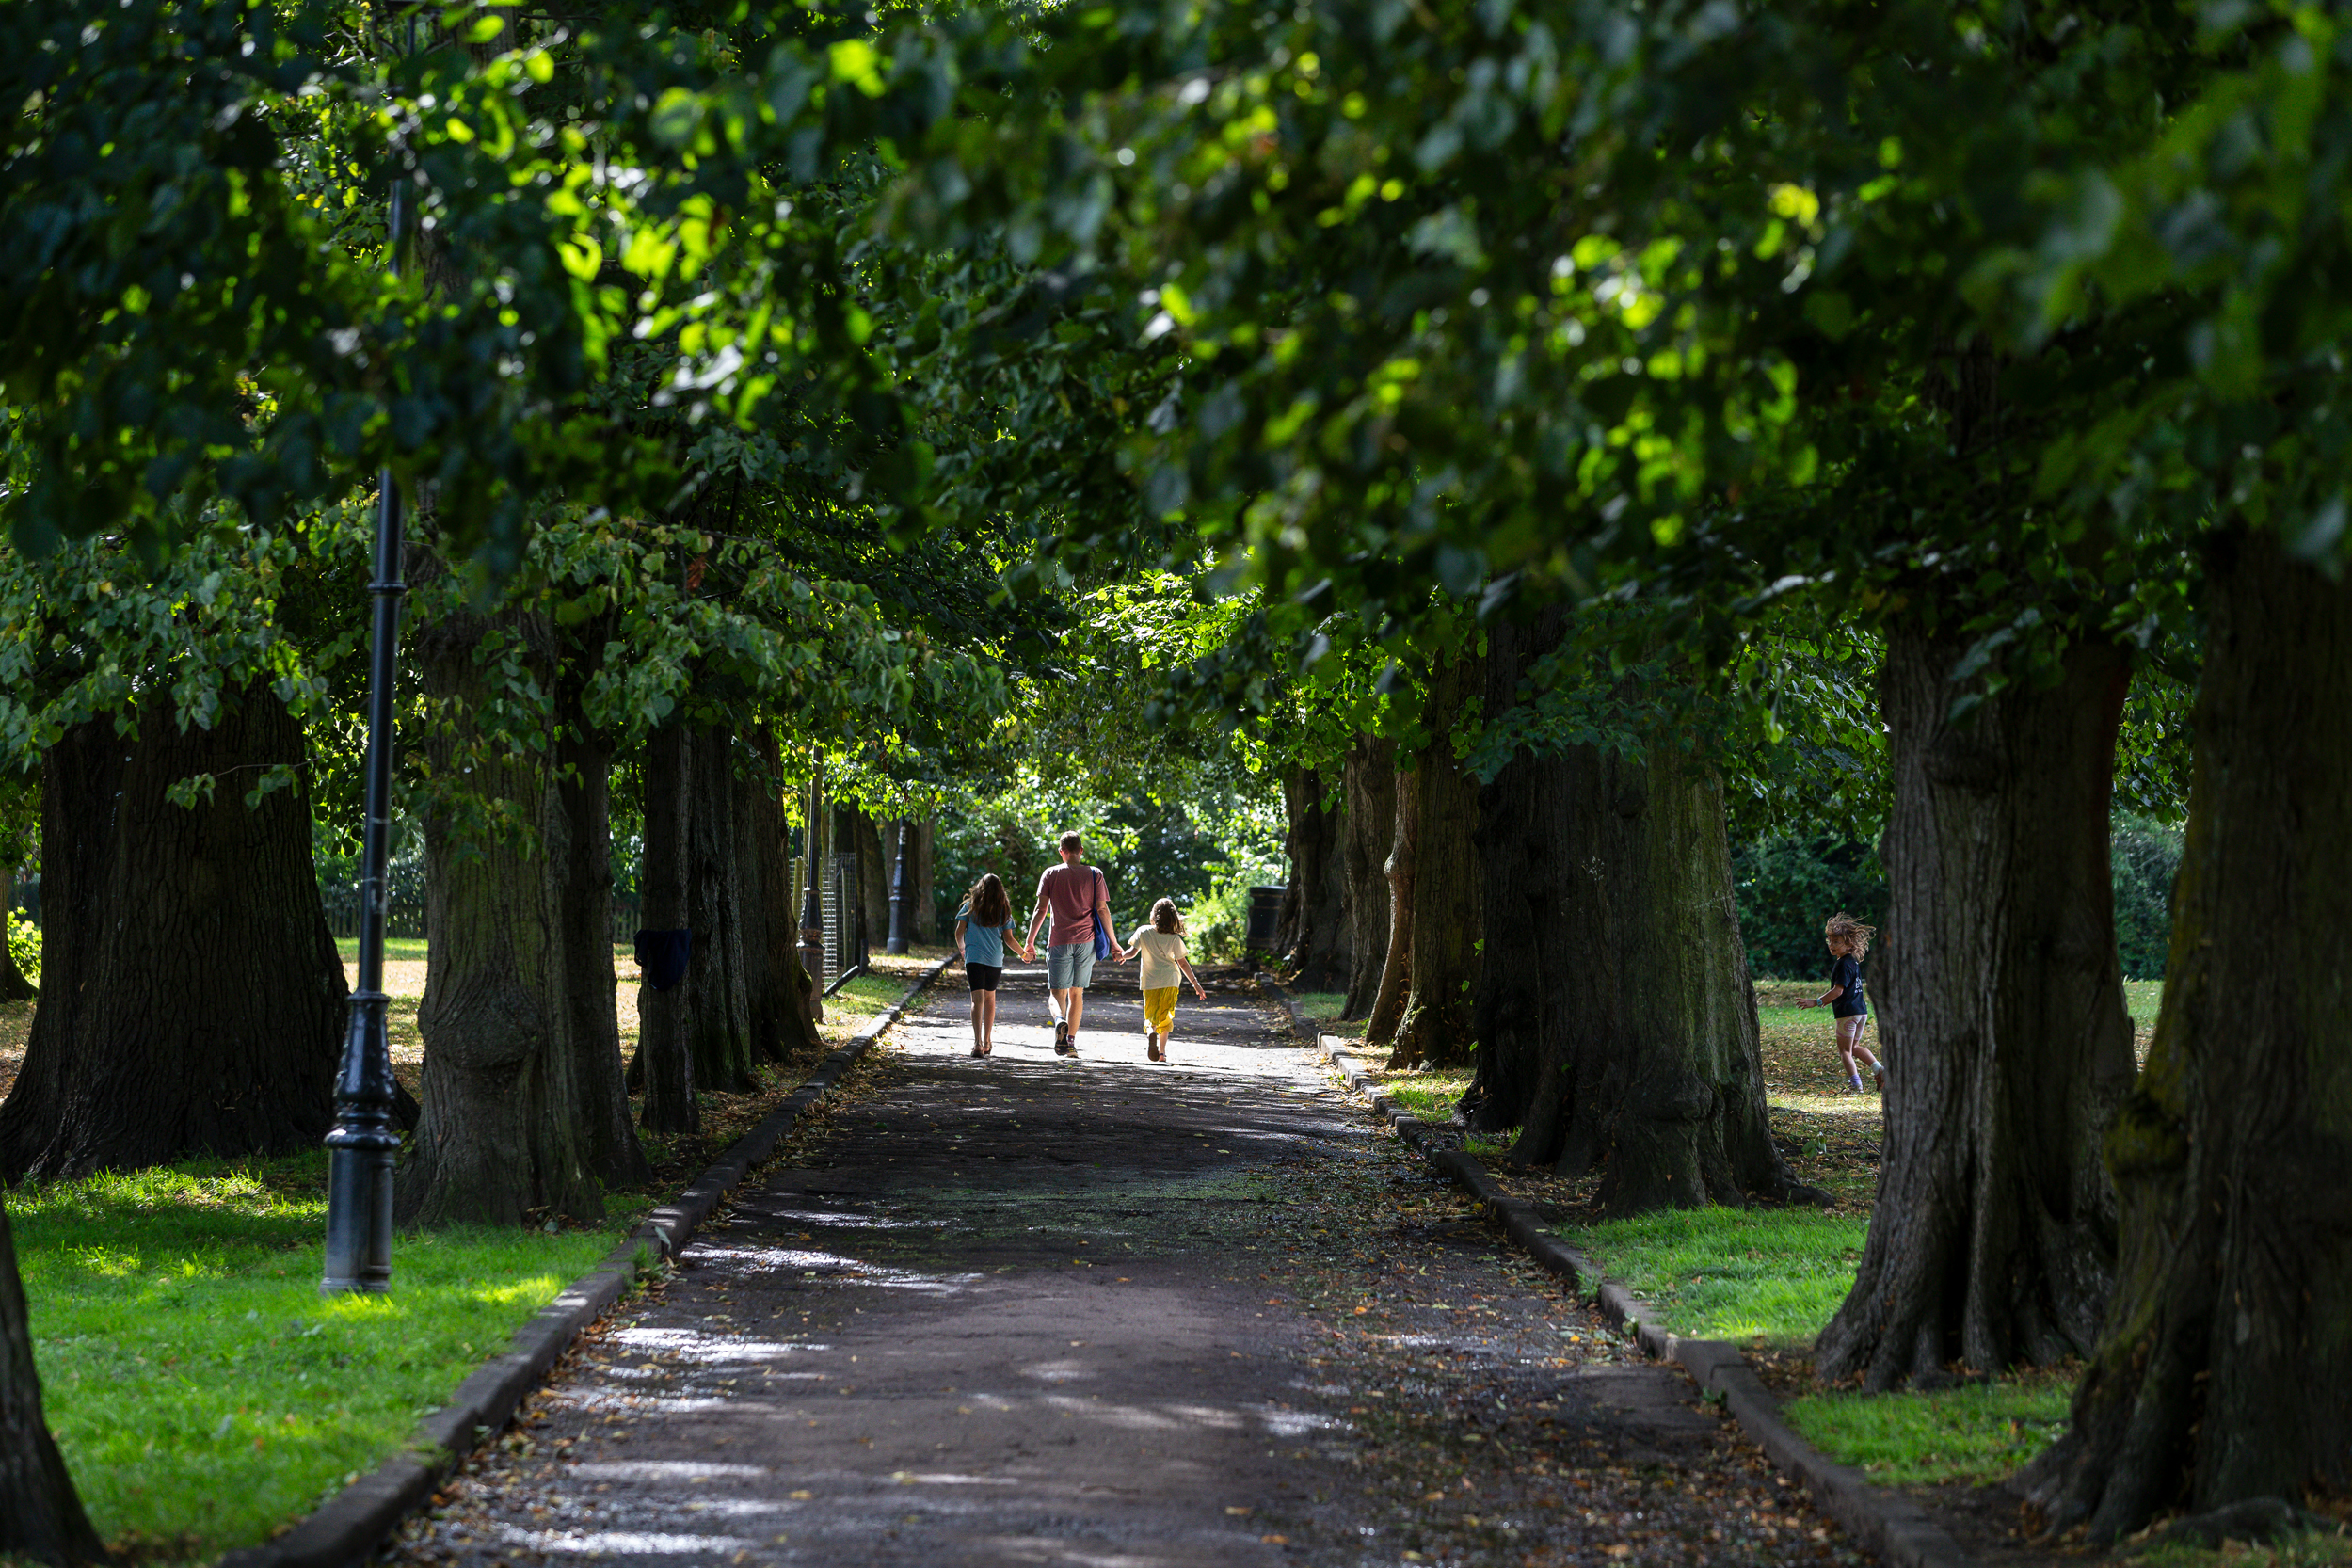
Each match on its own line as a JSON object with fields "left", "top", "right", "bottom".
{"left": 1824, "top": 911, "right": 1875, "bottom": 959}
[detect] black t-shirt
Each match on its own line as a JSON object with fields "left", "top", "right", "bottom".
{"left": 1830, "top": 953, "right": 1867, "bottom": 1018}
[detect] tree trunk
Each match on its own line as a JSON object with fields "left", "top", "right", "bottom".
{"left": 912, "top": 819, "right": 936, "bottom": 944}
{"left": 1278, "top": 766, "right": 1351, "bottom": 990}
{"left": 856, "top": 809, "right": 890, "bottom": 959}
{"left": 738, "top": 729, "right": 821, "bottom": 1064}
{"left": 1815, "top": 626, "right": 2136, "bottom": 1388}
{"left": 554, "top": 715, "right": 648, "bottom": 1189}
{"left": 0, "top": 1198, "right": 105, "bottom": 1566}
{"left": 1340, "top": 736, "right": 1397, "bottom": 1019}
{"left": 401, "top": 600, "right": 605, "bottom": 1228}
{"left": 1467, "top": 616, "right": 1556, "bottom": 1132}
{"left": 1364, "top": 763, "right": 1418, "bottom": 1045}
{"left": 686, "top": 727, "right": 755, "bottom": 1093}
{"left": 2020, "top": 530, "right": 2352, "bottom": 1538}
{"left": 1392, "top": 654, "right": 1484, "bottom": 1071}
{"left": 0, "top": 695, "right": 344, "bottom": 1181}
{"left": 1497, "top": 723, "right": 1814, "bottom": 1214}
{"left": 636, "top": 723, "right": 698, "bottom": 1136}
{"left": 0, "top": 868, "right": 34, "bottom": 1003}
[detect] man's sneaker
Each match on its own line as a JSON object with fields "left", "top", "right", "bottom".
{"left": 1052, "top": 1019, "right": 1068, "bottom": 1051}
{"left": 1057, "top": 1033, "right": 1079, "bottom": 1057}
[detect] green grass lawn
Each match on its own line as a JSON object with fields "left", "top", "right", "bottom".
{"left": 1561, "top": 1205, "right": 1869, "bottom": 1345}
{"left": 1382, "top": 1067, "right": 1474, "bottom": 1127}
{"left": 1782, "top": 1371, "right": 2075, "bottom": 1485}
{"left": 1288, "top": 990, "right": 1367, "bottom": 1036}
{"left": 13, "top": 1156, "right": 632, "bottom": 1561}
{"left": 332, "top": 936, "right": 431, "bottom": 964}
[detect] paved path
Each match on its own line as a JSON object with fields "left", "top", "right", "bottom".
{"left": 390, "top": 966, "right": 1861, "bottom": 1568}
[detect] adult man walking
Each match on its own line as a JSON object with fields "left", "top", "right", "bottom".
{"left": 1021, "top": 832, "right": 1127, "bottom": 1056}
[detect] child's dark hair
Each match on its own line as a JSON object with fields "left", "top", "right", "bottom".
{"left": 968, "top": 873, "right": 1011, "bottom": 928}
{"left": 1824, "top": 911, "right": 1875, "bottom": 960}
{"left": 1150, "top": 897, "right": 1184, "bottom": 936}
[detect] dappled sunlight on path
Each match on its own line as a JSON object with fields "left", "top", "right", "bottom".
{"left": 387, "top": 965, "right": 1865, "bottom": 1568}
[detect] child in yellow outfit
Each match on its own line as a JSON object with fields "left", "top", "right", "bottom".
{"left": 1126, "top": 899, "right": 1206, "bottom": 1063}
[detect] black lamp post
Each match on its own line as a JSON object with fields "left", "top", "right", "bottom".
{"left": 886, "top": 819, "right": 910, "bottom": 955}
{"left": 321, "top": 161, "right": 408, "bottom": 1296}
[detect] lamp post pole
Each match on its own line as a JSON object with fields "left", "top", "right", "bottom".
{"left": 321, "top": 161, "right": 408, "bottom": 1296}
{"left": 886, "top": 819, "right": 910, "bottom": 955}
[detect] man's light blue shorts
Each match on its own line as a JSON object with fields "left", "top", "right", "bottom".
{"left": 1047, "top": 943, "right": 1096, "bottom": 991}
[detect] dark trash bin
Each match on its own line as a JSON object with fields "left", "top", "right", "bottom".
{"left": 1246, "top": 885, "right": 1288, "bottom": 952}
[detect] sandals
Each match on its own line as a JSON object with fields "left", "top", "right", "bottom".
{"left": 1146, "top": 1032, "right": 1163, "bottom": 1063}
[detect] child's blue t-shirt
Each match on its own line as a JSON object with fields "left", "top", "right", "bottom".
{"left": 956, "top": 902, "right": 1017, "bottom": 968}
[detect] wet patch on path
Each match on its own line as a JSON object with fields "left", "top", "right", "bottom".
{"left": 387, "top": 966, "right": 1865, "bottom": 1566}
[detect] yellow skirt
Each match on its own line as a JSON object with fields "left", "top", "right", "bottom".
{"left": 1144, "top": 986, "right": 1179, "bottom": 1034}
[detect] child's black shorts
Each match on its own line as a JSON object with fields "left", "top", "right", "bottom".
{"left": 967, "top": 963, "right": 1002, "bottom": 992}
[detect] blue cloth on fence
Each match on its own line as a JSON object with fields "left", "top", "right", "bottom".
{"left": 634, "top": 928, "right": 693, "bottom": 992}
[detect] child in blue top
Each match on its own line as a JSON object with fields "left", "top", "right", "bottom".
{"left": 954, "top": 873, "right": 1019, "bottom": 1058}
{"left": 1802, "top": 911, "right": 1884, "bottom": 1094}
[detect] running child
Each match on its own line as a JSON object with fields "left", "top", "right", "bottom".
{"left": 1126, "top": 899, "right": 1207, "bottom": 1064}
{"left": 954, "top": 873, "right": 1019, "bottom": 1058}
{"left": 1802, "top": 910, "right": 1884, "bottom": 1093}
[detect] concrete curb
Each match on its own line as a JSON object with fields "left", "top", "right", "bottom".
{"left": 1254, "top": 974, "right": 1975, "bottom": 1568}
{"left": 218, "top": 954, "right": 953, "bottom": 1568}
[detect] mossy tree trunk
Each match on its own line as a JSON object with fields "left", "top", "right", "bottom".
{"left": 0, "top": 693, "right": 344, "bottom": 1181}
{"left": 401, "top": 600, "right": 606, "bottom": 1227}
{"left": 2020, "top": 530, "right": 2352, "bottom": 1537}
{"left": 1501, "top": 730, "right": 1807, "bottom": 1214}
{"left": 1815, "top": 626, "right": 2136, "bottom": 1388}
{"left": 0, "top": 1198, "right": 104, "bottom": 1566}
{"left": 1391, "top": 652, "right": 1482, "bottom": 1071}
{"left": 1339, "top": 735, "right": 1396, "bottom": 1019}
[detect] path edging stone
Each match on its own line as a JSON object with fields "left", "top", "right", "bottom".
{"left": 216, "top": 954, "right": 953, "bottom": 1568}
{"left": 1253, "top": 974, "right": 1974, "bottom": 1568}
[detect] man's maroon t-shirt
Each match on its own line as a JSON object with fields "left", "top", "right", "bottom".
{"left": 1038, "top": 864, "right": 1105, "bottom": 948}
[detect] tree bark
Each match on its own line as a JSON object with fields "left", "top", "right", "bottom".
{"left": 1339, "top": 736, "right": 1397, "bottom": 1019}
{"left": 856, "top": 808, "right": 891, "bottom": 959}
{"left": 1392, "top": 652, "right": 1484, "bottom": 1071}
{"left": 1364, "top": 763, "right": 1418, "bottom": 1045}
{"left": 738, "top": 729, "right": 822, "bottom": 1064}
{"left": 2020, "top": 530, "right": 2352, "bottom": 1538}
{"left": 553, "top": 713, "right": 648, "bottom": 1189}
{"left": 636, "top": 723, "right": 698, "bottom": 1136}
{"left": 686, "top": 727, "right": 755, "bottom": 1092}
{"left": 0, "top": 694, "right": 344, "bottom": 1181}
{"left": 0, "top": 1197, "right": 105, "bottom": 1566}
{"left": 1815, "top": 626, "right": 2136, "bottom": 1388}
{"left": 1466, "top": 616, "right": 1555, "bottom": 1131}
{"left": 1277, "top": 765, "right": 1351, "bottom": 990}
{"left": 0, "top": 867, "right": 34, "bottom": 1002}
{"left": 1497, "top": 720, "right": 1814, "bottom": 1215}
{"left": 912, "top": 819, "right": 936, "bottom": 944}
{"left": 401, "top": 600, "right": 605, "bottom": 1228}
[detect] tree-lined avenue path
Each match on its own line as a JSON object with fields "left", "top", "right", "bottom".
{"left": 386, "top": 966, "right": 1862, "bottom": 1568}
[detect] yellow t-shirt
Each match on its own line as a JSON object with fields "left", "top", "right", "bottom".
{"left": 1130, "top": 929, "right": 1188, "bottom": 991}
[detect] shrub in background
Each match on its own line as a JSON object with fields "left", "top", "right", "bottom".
{"left": 7, "top": 907, "right": 36, "bottom": 984}
{"left": 2110, "top": 813, "right": 2184, "bottom": 980}
{"left": 1733, "top": 813, "right": 2183, "bottom": 984}
{"left": 1732, "top": 832, "right": 1886, "bottom": 981}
